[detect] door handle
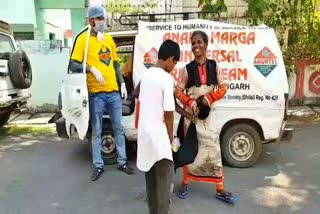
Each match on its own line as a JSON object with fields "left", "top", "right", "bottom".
{"left": 82, "top": 99, "right": 88, "bottom": 107}
{"left": 76, "top": 89, "right": 80, "bottom": 93}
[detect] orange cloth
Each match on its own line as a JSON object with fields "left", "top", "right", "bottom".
{"left": 121, "top": 54, "right": 133, "bottom": 78}
{"left": 205, "top": 83, "right": 227, "bottom": 105}
{"left": 182, "top": 166, "right": 224, "bottom": 185}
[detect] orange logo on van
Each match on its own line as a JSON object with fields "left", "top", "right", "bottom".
{"left": 143, "top": 47, "right": 158, "bottom": 68}
{"left": 253, "top": 47, "right": 278, "bottom": 77}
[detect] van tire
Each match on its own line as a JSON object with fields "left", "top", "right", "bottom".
{"left": 0, "top": 112, "right": 11, "bottom": 127}
{"left": 89, "top": 129, "right": 118, "bottom": 165}
{"left": 55, "top": 117, "right": 69, "bottom": 138}
{"left": 221, "top": 124, "right": 262, "bottom": 168}
{"left": 8, "top": 50, "right": 32, "bottom": 89}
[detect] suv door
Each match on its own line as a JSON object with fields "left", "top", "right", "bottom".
{"left": 61, "top": 27, "right": 90, "bottom": 140}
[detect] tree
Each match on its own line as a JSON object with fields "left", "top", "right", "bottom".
{"left": 198, "top": 0, "right": 320, "bottom": 73}
{"left": 243, "top": 0, "right": 272, "bottom": 25}
{"left": 106, "top": 0, "right": 157, "bottom": 14}
{"left": 198, "top": 0, "right": 227, "bottom": 20}
{"left": 253, "top": 0, "right": 320, "bottom": 68}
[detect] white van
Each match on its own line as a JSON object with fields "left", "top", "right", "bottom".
{"left": 50, "top": 14, "right": 292, "bottom": 167}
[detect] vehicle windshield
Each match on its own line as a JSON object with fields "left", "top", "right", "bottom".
{"left": 0, "top": 34, "right": 14, "bottom": 53}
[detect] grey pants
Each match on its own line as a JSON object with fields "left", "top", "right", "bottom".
{"left": 145, "top": 159, "right": 174, "bottom": 214}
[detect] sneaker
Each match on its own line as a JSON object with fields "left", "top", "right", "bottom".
{"left": 215, "top": 191, "right": 238, "bottom": 204}
{"left": 90, "top": 167, "right": 104, "bottom": 181}
{"left": 177, "top": 184, "right": 188, "bottom": 199}
{"left": 118, "top": 164, "right": 134, "bottom": 175}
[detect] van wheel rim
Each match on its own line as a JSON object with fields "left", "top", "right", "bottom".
{"left": 101, "top": 134, "right": 115, "bottom": 155}
{"left": 228, "top": 132, "right": 254, "bottom": 162}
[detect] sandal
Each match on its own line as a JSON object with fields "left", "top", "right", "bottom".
{"left": 177, "top": 184, "right": 188, "bottom": 199}
{"left": 215, "top": 191, "right": 238, "bottom": 204}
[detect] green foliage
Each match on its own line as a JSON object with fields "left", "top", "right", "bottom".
{"left": 198, "top": 0, "right": 227, "bottom": 19}
{"left": 243, "top": 0, "right": 272, "bottom": 25}
{"left": 246, "top": 0, "right": 320, "bottom": 70}
{"left": 118, "top": 53, "right": 129, "bottom": 67}
{"left": 252, "top": 0, "right": 320, "bottom": 64}
{"left": 0, "top": 125, "right": 54, "bottom": 137}
{"left": 198, "top": 0, "right": 320, "bottom": 72}
{"left": 106, "top": 0, "right": 157, "bottom": 14}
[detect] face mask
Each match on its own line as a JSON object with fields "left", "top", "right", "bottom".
{"left": 94, "top": 20, "right": 105, "bottom": 33}
{"left": 94, "top": 20, "right": 105, "bottom": 42}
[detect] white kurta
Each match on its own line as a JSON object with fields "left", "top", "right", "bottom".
{"left": 137, "top": 67, "right": 175, "bottom": 172}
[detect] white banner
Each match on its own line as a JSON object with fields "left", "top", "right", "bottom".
{"left": 133, "top": 19, "right": 288, "bottom": 108}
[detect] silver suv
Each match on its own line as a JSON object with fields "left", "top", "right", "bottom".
{"left": 0, "top": 20, "right": 32, "bottom": 127}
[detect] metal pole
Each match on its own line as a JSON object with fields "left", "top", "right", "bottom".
{"left": 85, "top": 0, "right": 90, "bottom": 25}
{"left": 235, "top": 0, "right": 238, "bottom": 24}
{"left": 85, "top": 0, "right": 90, "bottom": 7}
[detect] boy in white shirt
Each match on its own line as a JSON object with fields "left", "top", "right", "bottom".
{"left": 133, "top": 40, "right": 180, "bottom": 214}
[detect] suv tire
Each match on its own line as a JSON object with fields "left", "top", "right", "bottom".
{"left": 8, "top": 50, "right": 32, "bottom": 89}
{"left": 0, "top": 112, "right": 11, "bottom": 127}
{"left": 221, "top": 123, "right": 262, "bottom": 168}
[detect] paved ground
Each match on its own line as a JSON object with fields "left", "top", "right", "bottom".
{"left": 0, "top": 119, "right": 320, "bottom": 214}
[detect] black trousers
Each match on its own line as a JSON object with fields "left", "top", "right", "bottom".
{"left": 145, "top": 159, "right": 174, "bottom": 214}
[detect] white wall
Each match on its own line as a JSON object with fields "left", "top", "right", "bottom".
{"left": 46, "top": 24, "right": 64, "bottom": 41}
{"left": 288, "top": 73, "right": 296, "bottom": 100}
{"left": 304, "top": 64, "right": 320, "bottom": 98}
{"left": 17, "top": 40, "right": 70, "bottom": 111}
{"left": 27, "top": 50, "right": 69, "bottom": 110}
{"left": 286, "top": 63, "right": 320, "bottom": 105}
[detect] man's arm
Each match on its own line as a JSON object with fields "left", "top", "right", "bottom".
{"left": 164, "top": 111, "right": 174, "bottom": 144}
{"left": 69, "top": 59, "right": 91, "bottom": 73}
{"left": 113, "top": 61, "right": 125, "bottom": 86}
{"left": 163, "top": 77, "right": 175, "bottom": 144}
{"left": 175, "top": 97, "right": 192, "bottom": 120}
{"left": 110, "top": 36, "right": 124, "bottom": 86}
{"left": 69, "top": 33, "right": 87, "bottom": 73}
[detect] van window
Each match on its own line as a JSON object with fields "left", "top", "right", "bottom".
{"left": 117, "top": 45, "right": 134, "bottom": 93}
{"left": 0, "top": 34, "right": 14, "bottom": 53}
{"left": 117, "top": 45, "right": 133, "bottom": 66}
